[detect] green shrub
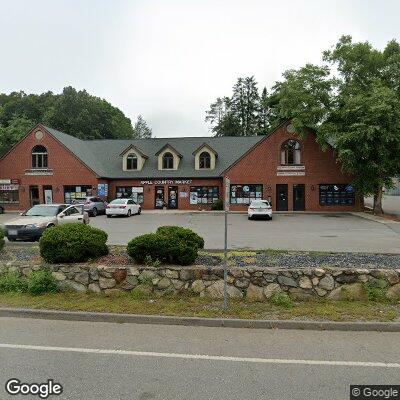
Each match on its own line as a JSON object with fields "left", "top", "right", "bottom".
{"left": 211, "top": 199, "right": 223, "bottom": 210}
{"left": 156, "top": 226, "right": 205, "bottom": 249}
{"left": 271, "top": 292, "right": 293, "bottom": 308}
{"left": 27, "top": 269, "right": 58, "bottom": 295}
{"left": 0, "top": 271, "right": 27, "bottom": 293}
{"left": 127, "top": 226, "right": 204, "bottom": 266}
{"left": 364, "top": 279, "right": 388, "bottom": 302}
{"left": 0, "top": 227, "right": 5, "bottom": 252}
{"left": 39, "top": 223, "right": 109, "bottom": 263}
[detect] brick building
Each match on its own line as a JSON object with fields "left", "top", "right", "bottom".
{"left": 0, "top": 121, "right": 362, "bottom": 212}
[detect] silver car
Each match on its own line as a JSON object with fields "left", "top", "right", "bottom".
{"left": 4, "top": 203, "right": 89, "bottom": 242}
{"left": 75, "top": 196, "right": 106, "bottom": 217}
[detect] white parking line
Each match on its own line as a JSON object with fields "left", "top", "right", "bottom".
{"left": 0, "top": 343, "right": 399, "bottom": 368}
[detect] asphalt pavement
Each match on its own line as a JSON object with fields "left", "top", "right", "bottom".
{"left": 0, "top": 317, "right": 399, "bottom": 399}
{"left": 2, "top": 211, "right": 400, "bottom": 253}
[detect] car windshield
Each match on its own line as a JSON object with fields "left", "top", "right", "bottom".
{"left": 24, "top": 205, "right": 60, "bottom": 217}
{"left": 250, "top": 201, "right": 269, "bottom": 208}
{"left": 110, "top": 199, "right": 127, "bottom": 204}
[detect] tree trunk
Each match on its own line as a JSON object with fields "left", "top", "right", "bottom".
{"left": 373, "top": 186, "right": 384, "bottom": 214}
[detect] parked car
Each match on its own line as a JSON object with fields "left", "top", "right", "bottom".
{"left": 4, "top": 203, "right": 89, "bottom": 241}
{"left": 74, "top": 196, "right": 106, "bottom": 217}
{"left": 106, "top": 198, "right": 141, "bottom": 218}
{"left": 247, "top": 200, "right": 273, "bottom": 220}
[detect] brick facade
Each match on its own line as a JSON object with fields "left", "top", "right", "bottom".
{"left": 0, "top": 123, "right": 362, "bottom": 212}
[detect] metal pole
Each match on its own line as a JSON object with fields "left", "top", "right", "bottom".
{"left": 223, "top": 209, "right": 229, "bottom": 310}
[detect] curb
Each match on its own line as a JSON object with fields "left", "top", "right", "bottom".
{"left": 1, "top": 307, "right": 400, "bottom": 332}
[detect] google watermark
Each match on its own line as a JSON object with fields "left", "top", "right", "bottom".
{"left": 5, "top": 378, "right": 63, "bottom": 399}
{"left": 351, "top": 386, "right": 400, "bottom": 400}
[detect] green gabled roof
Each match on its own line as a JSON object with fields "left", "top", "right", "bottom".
{"left": 44, "top": 126, "right": 264, "bottom": 179}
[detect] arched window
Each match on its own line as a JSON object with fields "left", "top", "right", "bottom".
{"left": 32, "top": 145, "right": 48, "bottom": 168}
{"left": 126, "top": 154, "right": 138, "bottom": 170}
{"left": 199, "top": 151, "right": 211, "bottom": 169}
{"left": 163, "top": 152, "right": 174, "bottom": 169}
{"left": 281, "top": 140, "right": 301, "bottom": 165}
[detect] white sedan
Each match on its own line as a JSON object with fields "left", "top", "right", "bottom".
{"left": 248, "top": 200, "right": 273, "bottom": 220}
{"left": 106, "top": 198, "right": 141, "bottom": 218}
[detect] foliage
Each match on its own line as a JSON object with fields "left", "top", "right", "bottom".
{"left": 205, "top": 77, "right": 265, "bottom": 136}
{"left": 268, "top": 36, "right": 400, "bottom": 213}
{"left": 0, "top": 271, "right": 27, "bottom": 293}
{"left": 27, "top": 269, "right": 58, "bottom": 295}
{"left": 271, "top": 292, "right": 293, "bottom": 309}
{"left": 0, "top": 227, "right": 5, "bottom": 252}
{"left": 127, "top": 226, "right": 204, "bottom": 266}
{"left": 133, "top": 115, "right": 152, "bottom": 138}
{"left": 363, "top": 279, "right": 388, "bottom": 302}
{"left": 211, "top": 198, "right": 223, "bottom": 210}
{"left": 39, "top": 223, "right": 108, "bottom": 263}
{"left": 0, "top": 87, "right": 136, "bottom": 156}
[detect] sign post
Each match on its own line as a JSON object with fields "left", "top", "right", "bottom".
{"left": 223, "top": 176, "right": 230, "bottom": 310}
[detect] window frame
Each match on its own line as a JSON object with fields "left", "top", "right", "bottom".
{"left": 31, "top": 145, "right": 48, "bottom": 169}
{"left": 319, "top": 184, "right": 355, "bottom": 206}
{"left": 126, "top": 153, "right": 138, "bottom": 170}
{"left": 199, "top": 151, "right": 211, "bottom": 169}
{"left": 162, "top": 152, "right": 174, "bottom": 169}
{"left": 280, "top": 140, "right": 301, "bottom": 166}
{"left": 230, "top": 184, "right": 263, "bottom": 205}
{"left": 190, "top": 186, "right": 219, "bottom": 205}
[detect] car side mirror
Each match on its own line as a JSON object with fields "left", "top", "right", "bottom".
{"left": 19, "top": 212, "right": 24, "bottom": 216}
{"left": 58, "top": 213, "right": 65, "bottom": 218}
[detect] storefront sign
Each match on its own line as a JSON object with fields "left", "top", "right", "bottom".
{"left": 11, "top": 179, "right": 20, "bottom": 184}
{"left": 0, "top": 184, "right": 19, "bottom": 191}
{"left": 141, "top": 179, "right": 192, "bottom": 185}
{"left": 97, "top": 183, "right": 109, "bottom": 197}
{"left": 25, "top": 169, "right": 53, "bottom": 176}
{"left": 277, "top": 165, "right": 305, "bottom": 171}
{"left": 277, "top": 171, "right": 306, "bottom": 176}
{"left": 0, "top": 179, "right": 11, "bottom": 184}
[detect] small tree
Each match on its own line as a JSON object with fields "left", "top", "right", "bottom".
{"left": 133, "top": 115, "right": 152, "bottom": 138}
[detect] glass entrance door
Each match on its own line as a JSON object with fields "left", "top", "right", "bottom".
{"left": 168, "top": 186, "right": 178, "bottom": 209}
{"left": 293, "top": 184, "right": 305, "bottom": 211}
{"left": 155, "top": 186, "right": 164, "bottom": 209}
{"left": 29, "top": 186, "right": 40, "bottom": 206}
{"left": 276, "top": 184, "right": 288, "bottom": 211}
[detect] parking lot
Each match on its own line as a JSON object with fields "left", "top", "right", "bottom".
{"left": 2, "top": 211, "right": 399, "bottom": 253}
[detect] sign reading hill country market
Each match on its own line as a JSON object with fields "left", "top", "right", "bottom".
{"left": 140, "top": 179, "right": 192, "bottom": 185}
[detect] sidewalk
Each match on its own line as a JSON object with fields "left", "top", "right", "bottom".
{"left": 365, "top": 195, "right": 400, "bottom": 216}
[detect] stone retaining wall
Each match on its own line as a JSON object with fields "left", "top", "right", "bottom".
{"left": 1, "top": 264, "right": 400, "bottom": 300}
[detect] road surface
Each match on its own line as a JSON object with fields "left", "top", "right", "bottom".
{"left": 0, "top": 317, "right": 399, "bottom": 399}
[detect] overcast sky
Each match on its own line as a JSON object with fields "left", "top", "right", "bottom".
{"left": 0, "top": 0, "right": 399, "bottom": 137}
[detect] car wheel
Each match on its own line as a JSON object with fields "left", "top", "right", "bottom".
{"left": 137, "top": 207, "right": 141, "bottom": 215}
{"left": 47, "top": 224, "right": 55, "bottom": 229}
{"left": 92, "top": 207, "right": 98, "bottom": 217}
{"left": 107, "top": 215, "right": 112, "bottom": 218}
{"left": 0, "top": 206, "right": 4, "bottom": 214}
{"left": 127, "top": 210, "right": 132, "bottom": 217}
{"left": 248, "top": 216, "right": 252, "bottom": 220}
{"left": 8, "top": 237, "right": 16, "bottom": 242}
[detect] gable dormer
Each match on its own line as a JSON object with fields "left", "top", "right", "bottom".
{"left": 119, "top": 145, "right": 148, "bottom": 171}
{"left": 193, "top": 143, "right": 218, "bottom": 170}
{"left": 155, "top": 144, "right": 182, "bottom": 170}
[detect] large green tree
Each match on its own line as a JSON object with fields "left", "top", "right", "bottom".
{"left": 268, "top": 36, "right": 400, "bottom": 214}
{"left": 0, "top": 87, "right": 136, "bottom": 155}
{"left": 205, "top": 77, "right": 263, "bottom": 136}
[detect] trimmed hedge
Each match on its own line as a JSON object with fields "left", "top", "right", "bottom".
{"left": 127, "top": 226, "right": 204, "bottom": 266}
{"left": 39, "top": 223, "right": 108, "bottom": 263}
{"left": 0, "top": 227, "right": 4, "bottom": 252}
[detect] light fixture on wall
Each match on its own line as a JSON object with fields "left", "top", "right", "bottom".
{"left": 311, "top": 185, "right": 315, "bottom": 191}
{"left": 266, "top": 185, "right": 272, "bottom": 191}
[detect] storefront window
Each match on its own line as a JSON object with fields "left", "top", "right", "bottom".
{"left": 319, "top": 184, "right": 355, "bottom": 206}
{"left": 116, "top": 186, "right": 144, "bottom": 204}
{"left": 0, "top": 184, "right": 19, "bottom": 204}
{"left": 64, "top": 185, "right": 93, "bottom": 204}
{"left": 230, "top": 184, "right": 263, "bottom": 204}
{"left": 190, "top": 186, "right": 219, "bottom": 205}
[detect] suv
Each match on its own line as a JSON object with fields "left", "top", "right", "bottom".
{"left": 75, "top": 197, "right": 106, "bottom": 217}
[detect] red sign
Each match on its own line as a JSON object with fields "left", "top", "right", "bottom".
{"left": 11, "top": 179, "right": 20, "bottom": 184}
